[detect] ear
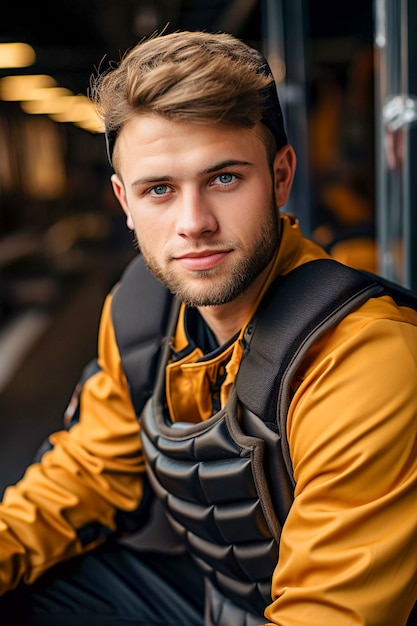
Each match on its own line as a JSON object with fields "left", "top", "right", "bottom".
{"left": 273, "top": 145, "right": 296, "bottom": 207}
{"left": 111, "top": 173, "right": 134, "bottom": 230}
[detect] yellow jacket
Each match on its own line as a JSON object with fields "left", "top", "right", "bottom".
{"left": 0, "top": 215, "right": 416, "bottom": 625}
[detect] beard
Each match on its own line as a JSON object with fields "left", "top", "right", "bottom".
{"left": 136, "top": 200, "right": 280, "bottom": 308}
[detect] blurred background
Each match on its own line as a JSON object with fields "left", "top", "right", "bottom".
{"left": 1, "top": 0, "right": 416, "bottom": 493}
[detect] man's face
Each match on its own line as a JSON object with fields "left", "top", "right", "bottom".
{"left": 112, "top": 116, "right": 285, "bottom": 308}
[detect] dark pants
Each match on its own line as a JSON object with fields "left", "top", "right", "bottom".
{"left": 1, "top": 544, "right": 205, "bottom": 625}
{"left": 2, "top": 542, "right": 416, "bottom": 625}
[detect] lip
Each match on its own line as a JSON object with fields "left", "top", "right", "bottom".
{"left": 174, "top": 250, "right": 231, "bottom": 271}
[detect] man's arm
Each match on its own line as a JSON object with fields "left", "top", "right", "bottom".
{"left": 0, "top": 294, "right": 147, "bottom": 594}
{"left": 265, "top": 296, "right": 417, "bottom": 625}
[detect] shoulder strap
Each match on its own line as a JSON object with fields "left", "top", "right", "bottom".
{"left": 111, "top": 254, "right": 177, "bottom": 416}
{"left": 361, "top": 270, "right": 417, "bottom": 309}
{"left": 236, "top": 258, "right": 387, "bottom": 485}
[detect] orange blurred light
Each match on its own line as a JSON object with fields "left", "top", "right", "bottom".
{"left": 0, "top": 75, "right": 57, "bottom": 100}
{"left": 0, "top": 43, "right": 36, "bottom": 68}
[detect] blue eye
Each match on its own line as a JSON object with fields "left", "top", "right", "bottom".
{"left": 150, "top": 184, "right": 169, "bottom": 196}
{"left": 217, "top": 173, "right": 235, "bottom": 184}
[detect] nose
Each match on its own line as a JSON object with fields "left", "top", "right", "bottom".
{"left": 175, "top": 188, "right": 218, "bottom": 239}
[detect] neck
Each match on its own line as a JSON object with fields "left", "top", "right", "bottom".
{"left": 197, "top": 303, "right": 247, "bottom": 347}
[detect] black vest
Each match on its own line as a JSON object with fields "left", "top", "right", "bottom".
{"left": 112, "top": 254, "right": 413, "bottom": 624}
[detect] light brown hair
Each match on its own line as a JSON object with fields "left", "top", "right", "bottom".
{"left": 91, "top": 31, "right": 286, "bottom": 169}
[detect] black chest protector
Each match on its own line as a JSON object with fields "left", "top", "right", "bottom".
{"left": 111, "top": 254, "right": 413, "bottom": 624}
{"left": 140, "top": 350, "right": 291, "bottom": 621}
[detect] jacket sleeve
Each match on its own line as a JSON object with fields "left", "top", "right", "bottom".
{"left": 0, "top": 293, "right": 147, "bottom": 594}
{"left": 265, "top": 296, "right": 417, "bottom": 626}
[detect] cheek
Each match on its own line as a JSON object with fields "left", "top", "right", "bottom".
{"left": 236, "top": 186, "right": 273, "bottom": 226}
{"left": 131, "top": 213, "right": 165, "bottom": 250}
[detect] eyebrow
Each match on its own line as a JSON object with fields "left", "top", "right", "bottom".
{"left": 199, "top": 159, "right": 254, "bottom": 175}
{"left": 131, "top": 159, "right": 254, "bottom": 188}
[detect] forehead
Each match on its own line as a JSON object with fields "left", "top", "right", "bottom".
{"left": 113, "top": 115, "right": 268, "bottom": 177}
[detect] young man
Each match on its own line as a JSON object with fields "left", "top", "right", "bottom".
{"left": 0, "top": 31, "right": 416, "bottom": 626}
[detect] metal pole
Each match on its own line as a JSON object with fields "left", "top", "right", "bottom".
{"left": 374, "top": 0, "right": 417, "bottom": 287}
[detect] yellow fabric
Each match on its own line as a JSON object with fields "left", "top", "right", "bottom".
{"left": 166, "top": 344, "right": 234, "bottom": 423}
{"left": 0, "top": 214, "right": 416, "bottom": 626}
{"left": 0, "top": 295, "right": 145, "bottom": 590}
